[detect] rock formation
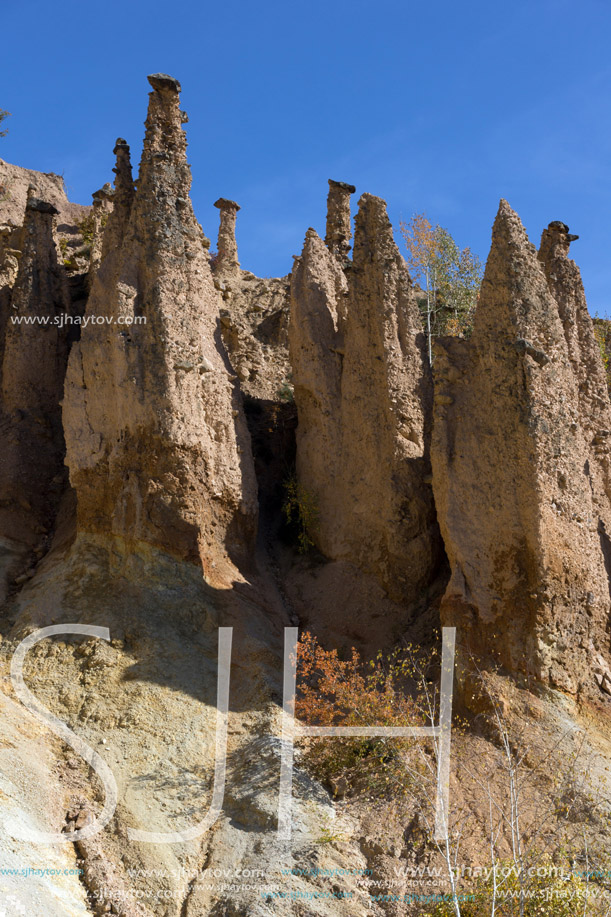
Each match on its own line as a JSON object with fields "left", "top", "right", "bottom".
{"left": 210, "top": 199, "right": 292, "bottom": 402}
{"left": 213, "top": 197, "right": 241, "bottom": 278}
{"left": 0, "top": 221, "right": 21, "bottom": 354}
{"left": 325, "top": 179, "right": 356, "bottom": 261}
{"left": 431, "top": 200, "right": 611, "bottom": 693}
{"left": 63, "top": 74, "right": 258, "bottom": 582}
{"left": 290, "top": 190, "right": 439, "bottom": 602}
{"left": 86, "top": 181, "right": 114, "bottom": 282}
{"left": 216, "top": 271, "right": 291, "bottom": 398}
{"left": 5, "top": 73, "right": 611, "bottom": 917}
{"left": 0, "top": 192, "right": 71, "bottom": 596}
{"left": 539, "top": 221, "right": 611, "bottom": 501}
{"left": 100, "top": 139, "right": 133, "bottom": 262}
{"left": 0, "top": 158, "right": 89, "bottom": 227}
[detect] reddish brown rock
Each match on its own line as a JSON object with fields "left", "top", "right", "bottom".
{"left": 63, "top": 75, "right": 258, "bottom": 582}
{"left": 290, "top": 192, "right": 439, "bottom": 601}
{"left": 431, "top": 200, "right": 611, "bottom": 693}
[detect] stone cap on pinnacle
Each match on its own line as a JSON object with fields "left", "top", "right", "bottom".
{"left": 214, "top": 198, "right": 240, "bottom": 212}
{"left": 147, "top": 73, "right": 182, "bottom": 93}
{"left": 25, "top": 191, "right": 58, "bottom": 215}
{"left": 329, "top": 179, "right": 356, "bottom": 194}
{"left": 92, "top": 187, "right": 114, "bottom": 206}
{"left": 113, "top": 137, "right": 130, "bottom": 153}
{"left": 547, "top": 220, "right": 579, "bottom": 242}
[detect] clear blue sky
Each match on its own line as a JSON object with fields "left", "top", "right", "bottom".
{"left": 3, "top": 0, "right": 611, "bottom": 313}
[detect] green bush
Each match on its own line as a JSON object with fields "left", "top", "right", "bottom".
{"left": 282, "top": 474, "right": 319, "bottom": 553}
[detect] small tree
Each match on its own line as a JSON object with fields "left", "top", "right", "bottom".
{"left": 0, "top": 109, "right": 10, "bottom": 138}
{"left": 400, "top": 213, "right": 482, "bottom": 361}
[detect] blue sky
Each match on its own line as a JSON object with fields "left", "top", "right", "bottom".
{"left": 2, "top": 0, "right": 611, "bottom": 312}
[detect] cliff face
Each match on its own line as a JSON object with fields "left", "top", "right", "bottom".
{"left": 0, "top": 222, "right": 20, "bottom": 364}
{"left": 210, "top": 198, "right": 291, "bottom": 402}
{"left": 63, "top": 74, "right": 258, "bottom": 581}
{"left": 0, "top": 159, "right": 89, "bottom": 227}
{"left": 290, "top": 190, "right": 439, "bottom": 602}
{"left": 431, "top": 201, "right": 611, "bottom": 694}
{"left": 3, "top": 74, "right": 611, "bottom": 917}
{"left": 0, "top": 194, "right": 71, "bottom": 597}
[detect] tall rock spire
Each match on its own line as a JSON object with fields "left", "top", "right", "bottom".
{"left": 538, "top": 221, "right": 611, "bottom": 498}
{"left": 289, "top": 227, "right": 347, "bottom": 523}
{"left": 63, "top": 75, "right": 258, "bottom": 582}
{"left": 87, "top": 182, "right": 113, "bottom": 283}
{"left": 431, "top": 200, "right": 611, "bottom": 694}
{"left": 289, "top": 191, "right": 439, "bottom": 602}
{"left": 213, "top": 198, "right": 241, "bottom": 277}
{"left": 324, "top": 179, "right": 356, "bottom": 261}
{"left": 0, "top": 192, "right": 71, "bottom": 595}
{"left": 99, "top": 138, "right": 134, "bottom": 263}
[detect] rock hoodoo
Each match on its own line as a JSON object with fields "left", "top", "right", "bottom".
{"left": 63, "top": 74, "right": 258, "bottom": 581}
{"left": 99, "top": 138, "right": 134, "bottom": 264}
{"left": 431, "top": 200, "right": 611, "bottom": 693}
{"left": 213, "top": 197, "right": 241, "bottom": 278}
{"left": 324, "top": 179, "right": 356, "bottom": 261}
{"left": 290, "top": 190, "right": 439, "bottom": 602}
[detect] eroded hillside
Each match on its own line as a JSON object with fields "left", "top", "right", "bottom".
{"left": 1, "top": 74, "right": 611, "bottom": 917}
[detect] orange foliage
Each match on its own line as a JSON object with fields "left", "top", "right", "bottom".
{"left": 295, "top": 632, "right": 429, "bottom": 797}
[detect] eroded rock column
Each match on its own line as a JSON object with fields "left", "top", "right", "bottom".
{"left": 87, "top": 182, "right": 114, "bottom": 282}
{"left": 290, "top": 191, "right": 439, "bottom": 602}
{"left": 324, "top": 179, "right": 356, "bottom": 261}
{"left": 100, "top": 138, "right": 134, "bottom": 262}
{"left": 539, "top": 221, "right": 611, "bottom": 498}
{"left": 213, "top": 197, "right": 240, "bottom": 277}
{"left": 63, "top": 74, "right": 258, "bottom": 582}
{"left": 431, "top": 200, "right": 611, "bottom": 693}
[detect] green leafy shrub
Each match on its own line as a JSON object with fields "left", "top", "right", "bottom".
{"left": 593, "top": 316, "right": 611, "bottom": 396}
{"left": 77, "top": 212, "right": 108, "bottom": 247}
{"left": 282, "top": 475, "right": 319, "bottom": 552}
{"left": 276, "top": 379, "right": 294, "bottom": 402}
